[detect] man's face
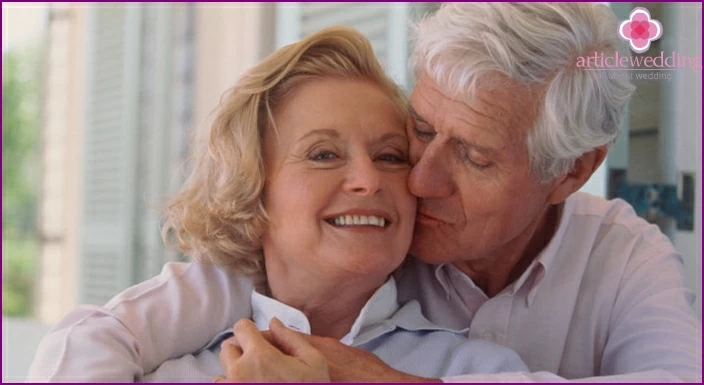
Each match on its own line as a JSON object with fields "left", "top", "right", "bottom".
{"left": 407, "top": 74, "right": 556, "bottom": 264}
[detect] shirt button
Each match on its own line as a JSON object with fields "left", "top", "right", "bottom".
{"left": 482, "top": 331, "right": 495, "bottom": 341}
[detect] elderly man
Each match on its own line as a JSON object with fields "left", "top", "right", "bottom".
{"left": 28, "top": 2, "right": 700, "bottom": 383}
{"left": 220, "top": 3, "right": 701, "bottom": 382}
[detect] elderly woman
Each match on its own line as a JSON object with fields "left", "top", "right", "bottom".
{"left": 28, "top": 27, "right": 527, "bottom": 382}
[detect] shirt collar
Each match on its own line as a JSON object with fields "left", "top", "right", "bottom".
{"left": 520, "top": 196, "right": 576, "bottom": 306}
{"left": 250, "top": 277, "right": 400, "bottom": 346}
{"left": 530, "top": 198, "right": 574, "bottom": 276}
{"left": 433, "top": 263, "right": 455, "bottom": 300}
{"left": 386, "top": 300, "right": 469, "bottom": 334}
{"left": 199, "top": 276, "right": 465, "bottom": 353}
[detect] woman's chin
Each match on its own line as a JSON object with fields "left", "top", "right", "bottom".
{"left": 331, "top": 254, "right": 404, "bottom": 278}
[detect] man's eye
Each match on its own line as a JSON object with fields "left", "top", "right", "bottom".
{"left": 309, "top": 151, "right": 338, "bottom": 161}
{"left": 458, "top": 147, "right": 491, "bottom": 169}
{"left": 466, "top": 158, "right": 491, "bottom": 169}
{"left": 413, "top": 124, "right": 435, "bottom": 142}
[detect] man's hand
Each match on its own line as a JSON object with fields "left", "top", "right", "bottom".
{"left": 214, "top": 318, "right": 330, "bottom": 383}
{"left": 302, "top": 335, "right": 438, "bottom": 383}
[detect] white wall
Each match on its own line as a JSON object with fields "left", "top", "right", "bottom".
{"left": 192, "top": 3, "right": 274, "bottom": 135}
{"left": 36, "top": 4, "right": 86, "bottom": 325}
{"left": 2, "top": 318, "right": 51, "bottom": 382}
{"left": 2, "top": 3, "right": 47, "bottom": 51}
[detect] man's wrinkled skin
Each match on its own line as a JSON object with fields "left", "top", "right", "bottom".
{"left": 214, "top": 318, "right": 330, "bottom": 383}
{"left": 216, "top": 318, "right": 436, "bottom": 383}
{"left": 301, "top": 335, "right": 435, "bottom": 382}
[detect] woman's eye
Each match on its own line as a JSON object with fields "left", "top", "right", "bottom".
{"left": 376, "top": 153, "right": 407, "bottom": 163}
{"left": 309, "top": 151, "right": 339, "bottom": 161}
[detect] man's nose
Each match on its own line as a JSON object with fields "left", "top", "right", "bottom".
{"left": 343, "top": 157, "right": 383, "bottom": 196}
{"left": 408, "top": 141, "right": 454, "bottom": 198}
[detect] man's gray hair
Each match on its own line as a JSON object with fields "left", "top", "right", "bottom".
{"left": 410, "top": 3, "right": 636, "bottom": 182}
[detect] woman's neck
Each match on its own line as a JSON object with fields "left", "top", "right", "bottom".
{"left": 264, "top": 260, "right": 387, "bottom": 339}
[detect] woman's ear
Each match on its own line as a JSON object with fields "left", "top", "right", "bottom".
{"left": 547, "top": 145, "right": 608, "bottom": 205}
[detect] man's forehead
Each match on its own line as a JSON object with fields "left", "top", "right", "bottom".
{"left": 410, "top": 75, "right": 537, "bottom": 146}
{"left": 413, "top": 73, "right": 535, "bottom": 111}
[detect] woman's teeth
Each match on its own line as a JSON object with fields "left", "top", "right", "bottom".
{"left": 329, "top": 215, "right": 386, "bottom": 227}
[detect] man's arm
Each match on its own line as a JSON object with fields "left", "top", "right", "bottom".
{"left": 26, "top": 262, "right": 253, "bottom": 382}
{"left": 217, "top": 318, "right": 436, "bottom": 383}
{"left": 598, "top": 249, "right": 701, "bottom": 380}
{"left": 218, "top": 317, "right": 692, "bottom": 383}
{"left": 304, "top": 249, "right": 701, "bottom": 383}
{"left": 448, "top": 250, "right": 701, "bottom": 382}
{"left": 297, "top": 339, "right": 696, "bottom": 383}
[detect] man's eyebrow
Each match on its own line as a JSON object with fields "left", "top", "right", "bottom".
{"left": 455, "top": 136, "right": 501, "bottom": 158}
{"left": 409, "top": 105, "right": 431, "bottom": 126}
{"left": 298, "top": 128, "right": 340, "bottom": 142}
{"left": 410, "top": 104, "right": 501, "bottom": 158}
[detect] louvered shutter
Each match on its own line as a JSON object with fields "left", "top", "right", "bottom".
{"left": 133, "top": 5, "right": 174, "bottom": 282}
{"left": 276, "top": 2, "right": 411, "bottom": 88}
{"left": 79, "top": 4, "right": 142, "bottom": 305}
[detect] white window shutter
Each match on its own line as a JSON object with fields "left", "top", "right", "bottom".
{"left": 133, "top": 5, "right": 174, "bottom": 282}
{"left": 80, "top": 4, "right": 142, "bottom": 305}
{"left": 275, "top": 2, "right": 411, "bottom": 88}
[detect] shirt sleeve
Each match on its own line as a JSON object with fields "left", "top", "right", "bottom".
{"left": 601, "top": 248, "right": 701, "bottom": 380}
{"left": 25, "top": 262, "right": 254, "bottom": 382}
{"left": 441, "top": 248, "right": 702, "bottom": 383}
{"left": 441, "top": 369, "right": 692, "bottom": 382}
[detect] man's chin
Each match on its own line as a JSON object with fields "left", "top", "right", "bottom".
{"left": 409, "top": 238, "right": 455, "bottom": 265}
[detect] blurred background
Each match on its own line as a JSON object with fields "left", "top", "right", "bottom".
{"left": 2, "top": 2, "right": 701, "bottom": 381}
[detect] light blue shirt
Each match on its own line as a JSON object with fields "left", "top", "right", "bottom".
{"left": 142, "top": 277, "right": 528, "bottom": 382}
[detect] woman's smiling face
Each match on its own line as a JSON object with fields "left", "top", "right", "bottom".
{"left": 261, "top": 78, "right": 417, "bottom": 281}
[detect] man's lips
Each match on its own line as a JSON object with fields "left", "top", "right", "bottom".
{"left": 416, "top": 211, "right": 446, "bottom": 226}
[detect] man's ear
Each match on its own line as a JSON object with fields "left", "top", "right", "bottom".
{"left": 547, "top": 145, "right": 608, "bottom": 205}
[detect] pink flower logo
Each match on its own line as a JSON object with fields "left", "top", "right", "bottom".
{"left": 618, "top": 7, "right": 663, "bottom": 53}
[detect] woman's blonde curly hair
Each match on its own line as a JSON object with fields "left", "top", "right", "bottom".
{"left": 161, "top": 27, "right": 408, "bottom": 277}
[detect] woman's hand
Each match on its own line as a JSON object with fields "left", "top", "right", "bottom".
{"left": 214, "top": 318, "right": 330, "bottom": 383}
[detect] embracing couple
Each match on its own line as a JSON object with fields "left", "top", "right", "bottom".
{"left": 29, "top": 3, "right": 701, "bottom": 383}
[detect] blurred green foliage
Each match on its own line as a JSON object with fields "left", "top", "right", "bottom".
{"left": 2, "top": 47, "right": 41, "bottom": 317}
{"left": 2, "top": 238, "right": 38, "bottom": 316}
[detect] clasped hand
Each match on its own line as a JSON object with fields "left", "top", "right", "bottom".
{"left": 214, "top": 318, "right": 330, "bottom": 382}
{"left": 214, "top": 318, "right": 422, "bottom": 383}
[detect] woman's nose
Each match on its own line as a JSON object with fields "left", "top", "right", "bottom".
{"left": 343, "top": 158, "right": 383, "bottom": 196}
{"left": 408, "top": 142, "right": 454, "bottom": 198}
